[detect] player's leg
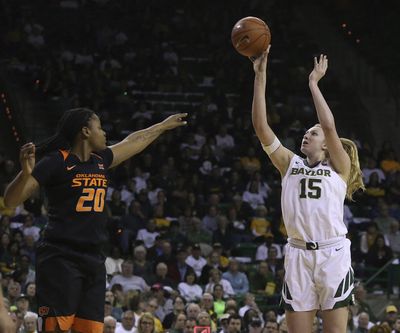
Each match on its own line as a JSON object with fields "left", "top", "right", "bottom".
{"left": 282, "top": 244, "right": 319, "bottom": 333}
{"left": 286, "top": 310, "right": 317, "bottom": 333}
{"left": 317, "top": 238, "right": 353, "bottom": 333}
{"left": 320, "top": 307, "right": 348, "bottom": 333}
{"left": 71, "top": 253, "right": 106, "bottom": 333}
{"left": 36, "top": 243, "right": 83, "bottom": 333}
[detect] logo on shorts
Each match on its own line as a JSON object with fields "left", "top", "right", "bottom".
{"left": 335, "top": 247, "right": 343, "bottom": 251}
{"left": 38, "top": 306, "right": 50, "bottom": 317}
{"left": 194, "top": 326, "right": 211, "bottom": 333}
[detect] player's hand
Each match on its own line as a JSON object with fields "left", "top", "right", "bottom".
{"left": 161, "top": 113, "right": 188, "bottom": 130}
{"left": 19, "top": 142, "right": 36, "bottom": 175}
{"left": 252, "top": 45, "right": 271, "bottom": 75}
{"left": 0, "top": 309, "right": 16, "bottom": 333}
{"left": 309, "top": 54, "right": 328, "bottom": 83}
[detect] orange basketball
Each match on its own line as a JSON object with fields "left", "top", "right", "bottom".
{"left": 231, "top": 16, "right": 271, "bottom": 57}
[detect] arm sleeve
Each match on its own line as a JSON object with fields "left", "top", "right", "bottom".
{"left": 31, "top": 152, "right": 63, "bottom": 186}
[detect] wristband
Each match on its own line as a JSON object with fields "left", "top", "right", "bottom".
{"left": 261, "top": 136, "right": 281, "bottom": 155}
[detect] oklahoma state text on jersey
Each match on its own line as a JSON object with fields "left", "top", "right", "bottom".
{"left": 32, "top": 149, "right": 113, "bottom": 247}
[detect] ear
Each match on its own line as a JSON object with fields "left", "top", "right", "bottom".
{"left": 81, "top": 126, "right": 90, "bottom": 139}
{"left": 322, "top": 142, "right": 328, "bottom": 151}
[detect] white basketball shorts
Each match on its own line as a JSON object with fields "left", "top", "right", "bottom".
{"left": 281, "top": 237, "right": 354, "bottom": 311}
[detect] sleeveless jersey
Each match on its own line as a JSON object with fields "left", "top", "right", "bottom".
{"left": 281, "top": 154, "right": 347, "bottom": 241}
{"left": 32, "top": 148, "right": 113, "bottom": 248}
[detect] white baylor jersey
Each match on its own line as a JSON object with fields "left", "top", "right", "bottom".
{"left": 281, "top": 155, "right": 348, "bottom": 241}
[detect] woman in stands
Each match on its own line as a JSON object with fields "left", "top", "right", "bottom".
{"left": 4, "top": 108, "right": 187, "bottom": 333}
{"left": 251, "top": 49, "right": 364, "bottom": 333}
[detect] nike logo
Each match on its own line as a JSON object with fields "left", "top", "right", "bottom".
{"left": 67, "top": 165, "right": 76, "bottom": 171}
{"left": 335, "top": 247, "right": 343, "bottom": 251}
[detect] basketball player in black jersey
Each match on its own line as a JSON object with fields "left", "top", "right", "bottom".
{"left": 4, "top": 108, "right": 187, "bottom": 333}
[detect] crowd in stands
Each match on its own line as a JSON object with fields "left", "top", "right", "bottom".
{"left": 0, "top": 0, "right": 400, "bottom": 332}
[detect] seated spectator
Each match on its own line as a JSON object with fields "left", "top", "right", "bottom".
{"left": 163, "top": 296, "right": 186, "bottom": 329}
{"left": 212, "top": 216, "right": 235, "bottom": 251}
{"left": 249, "top": 261, "right": 275, "bottom": 295}
{"left": 200, "top": 293, "right": 217, "bottom": 324}
{"left": 255, "top": 234, "right": 283, "bottom": 261}
{"left": 222, "top": 260, "right": 249, "bottom": 296}
{"left": 19, "top": 311, "right": 38, "bottom": 333}
{"left": 350, "top": 283, "right": 377, "bottom": 323}
{"left": 105, "top": 290, "right": 123, "bottom": 321}
{"left": 148, "top": 263, "right": 176, "bottom": 288}
{"left": 380, "top": 150, "right": 400, "bottom": 174}
{"left": 215, "top": 125, "right": 235, "bottom": 151}
{"left": 183, "top": 319, "right": 196, "bottom": 333}
{"left": 200, "top": 251, "right": 226, "bottom": 285}
{"left": 360, "top": 222, "right": 381, "bottom": 256}
{"left": 250, "top": 206, "right": 272, "bottom": 238}
{"left": 186, "top": 218, "right": 212, "bottom": 246}
{"left": 202, "top": 205, "right": 219, "bottom": 232}
{"left": 385, "top": 220, "right": 400, "bottom": 256}
{"left": 120, "top": 201, "right": 146, "bottom": 253}
{"left": 365, "top": 234, "right": 393, "bottom": 268}
{"left": 362, "top": 156, "right": 386, "bottom": 184}
{"left": 104, "top": 316, "right": 117, "bottom": 333}
{"left": 212, "top": 284, "right": 226, "bottom": 318}
{"left": 185, "top": 244, "right": 207, "bottom": 278}
{"left": 238, "top": 293, "right": 261, "bottom": 318}
{"left": 178, "top": 271, "right": 203, "bottom": 302}
{"left": 136, "top": 221, "right": 160, "bottom": 249}
{"left": 132, "top": 245, "right": 152, "bottom": 280}
{"left": 240, "top": 148, "right": 261, "bottom": 174}
{"left": 109, "top": 260, "right": 149, "bottom": 293}
{"left": 168, "top": 313, "right": 187, "bottom": 333}
{"left": 242, "top": 182, "right": 265, "bottom": 211}
{"left": 108, "top": 189, "right": 127, "bottom": 218}
{"left": 116, "top": 310, "right": 137, "bottom": 333}
{"left": 364, "top": 172, "right": 386, "bottom": 201}
{"left": 204, "top": 269, "right": 234, "bottom": 298}
{"left": 265, "top": 247, "right": 284, "bottom": 276}
{"left": 105, "top": 246, "right": 124, "bottom": 277}
{"left": 144, "top": 301, "right": 163, "bottom": 333}
{"left": 196, "top": 311, "right": 215, "bottom": 332}
{"left": 374, "top": 201, "right": 398, "bottom": 235}
{"left": 20, "top": 214, "right": 40, "bottom": 242}
{"left": 185, "top": 303, "right": 201, "bottom": 321}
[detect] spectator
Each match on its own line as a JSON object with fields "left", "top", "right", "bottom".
{"left": 178, "top": 271, "right": 203, "bottom": 302}
{"left": 354, "top": 312, "right": 374, "bottom": 333}
{"left": 137, "top": 221, "right": 160, "bottom": 249}
{"left": 109, "top": 260, "right": 149, "bottom": 292}
{"left": 105, "top": 246, "right": 124, "bottom": 277}
{"left": 185, "top": 303, "right": 201, "bottom": 321}
{"left": 238, "top": 293, "right": 261, "bottom": 318}
{"left": 222, "top": 259, "right": 249, "bottom": 296}
{"left": 148, "top": 263, "right": 176, "bottom": 288}
{"left": 104, "top": 316, "right": 117, "bottom": 333}
{"left": 255, "top": 234, "right": 283, "bottom": 261}
{"left": 183, "top": 319, "right": 196, "bottom": 333}
{"left": 242, "top": 182, "right": 264, "bottom": 211}
{"left": 19, "top": 311, "right": 37, "bottom": 333}
{"left": 185, "top": 244, "right": 207, "bottom": 278}
{"left": 168, "top": 313, "right": 186, "bottom": 333}
{"left": 163, "top": 296, "right": 186, "bottom": 329}
{"left": 264, "top": 320, "right": 279, "bottom": 333}
{"left": 150, "top": 285, "right": 174, "bottom": 322}
{"left": 226, "top": 314, "right": 242, "bottom": 333}
{"left": 385, "top": 220, "right": 400, "bottom": 256}
{"left": 365, "top": 234, "right": 393, "bottom": 268}
{"left": 132, "top": 245, "right": 152, "bottom": 279}
{"left": 212, "top": 284, "right": 226, "bottom": 318}
{"left": 205, "top": 269, "right": 234, "bottom": 298}
{"left": 145, "top": 300, "right": 163, "bottom": 333}
{"left": 200, "top": 251, "right": 226, "bottom": 285}
{"left": 116, "top": 310, "right": 136, "bottom": 333}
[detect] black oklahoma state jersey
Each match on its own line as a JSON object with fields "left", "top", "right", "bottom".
{"left": 32, "top": 148, "right": 113, "bottom": 247}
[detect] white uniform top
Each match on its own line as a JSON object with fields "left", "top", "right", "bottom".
{"left": 281, "top": 154, "right": 347, "bottom": 241}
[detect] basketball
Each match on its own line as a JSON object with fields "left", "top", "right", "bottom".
{"left": 231, "top": 16, "right": 271, "bottom": 57}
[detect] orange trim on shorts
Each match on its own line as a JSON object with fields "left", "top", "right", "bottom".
{"left": 72, "top": 317, "right": 104, "bottom": 333}
{"left": 59, "top": 149, "right": 70, "bottom": 161}
{"left": 44, "top": 315, "right": 75, "bottom": 331}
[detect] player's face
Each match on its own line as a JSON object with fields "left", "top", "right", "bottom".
{"left": 300, "top": 126, "right": 326, "bottom": 156}
{"left": 87, "top": 115, "right": 107, "bottom": 151}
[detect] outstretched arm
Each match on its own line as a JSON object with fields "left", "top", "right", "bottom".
{"left": 109, "top": 113, "right": 187, "bottom": 168}
{"left": 308, "top": 55, "right": 350, "bottom": 179}
{"left": 252, "top": 47, "right": 293, "bottom": 176}
{"left": 4, "top": 143, "right": 39, "bottom": 208}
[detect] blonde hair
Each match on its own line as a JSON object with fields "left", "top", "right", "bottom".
{"left": 339, "top": 138, "right": 365, "bottom": 200}
{"left": 138, "top": 312, "right": 156, "bottom": 333}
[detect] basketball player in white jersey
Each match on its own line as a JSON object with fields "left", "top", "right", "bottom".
{"left": 251, "top": 48, "right": 364, "bottom": 333}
